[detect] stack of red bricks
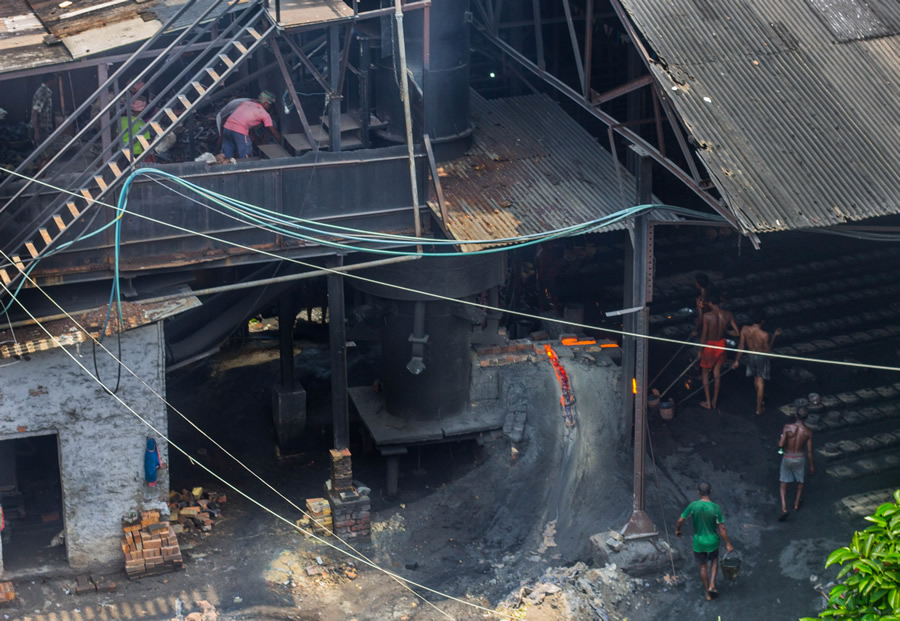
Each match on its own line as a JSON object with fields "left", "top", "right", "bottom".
{"left": 330, "top": 449, "right": 354, "bottom": 497}
{"left": 122, "top": 510, "right": 183, "bottom": 579}
{"left": 0, "top": 581, "right": 14, "bottom": 603}
{"left": 168, "top": 488, "right": 226, "bottom": 534}
{"left": 324, "top": 449, "right": 371, "bottom": 539}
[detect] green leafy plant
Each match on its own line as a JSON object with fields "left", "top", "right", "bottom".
{"left": 802, "top": 489, "right": 900, "bottom": 620}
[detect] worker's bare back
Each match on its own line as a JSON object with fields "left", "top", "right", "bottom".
{"left": 702, "top": 307, "right": 735, "bottom": 342}
{"left": 781, "top": 421, "right": 812, "bottom": 454}
{"left": 741, "top": 324, "right": 772, "bottom": 353}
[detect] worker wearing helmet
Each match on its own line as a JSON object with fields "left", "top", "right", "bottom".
{"left": 220, "top": 90, "right": 281, "bottom": 159}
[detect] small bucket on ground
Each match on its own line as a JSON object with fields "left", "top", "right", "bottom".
{"left": 721, "top": 551, "right": 741, "bottom": 581}
{"left": 659, "top": 400, "right": 675, "bottom": 420}
{"left": 647, "top": 389, "right": 661, "bottom": 414}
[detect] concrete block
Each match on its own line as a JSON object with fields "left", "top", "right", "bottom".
{"left": 272, "top": 385, "right": 307, "bottom": 454}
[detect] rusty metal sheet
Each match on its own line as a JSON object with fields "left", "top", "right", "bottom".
{"left": 436, "top": 92, "right": 674, "bottom": 252}
{"left": 0, "top": 295, "right": 200, "bottom": 358}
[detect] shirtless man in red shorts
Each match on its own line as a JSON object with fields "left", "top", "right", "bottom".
{"left": 698, "top": 290, "right": 739, "bottom": 410}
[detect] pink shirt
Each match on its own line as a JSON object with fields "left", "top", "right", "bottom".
{"left": 223, "top": 101, "right": 273, "bottom": 135}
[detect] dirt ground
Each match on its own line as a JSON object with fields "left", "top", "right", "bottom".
{"left": 0, "top": 329, "right": 893, "bottom": 621}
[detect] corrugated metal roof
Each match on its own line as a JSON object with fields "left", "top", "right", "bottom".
{"left": 435, "top": 91, "right": 674, "bottom": 252}
{"left": 618, "top": 0, "right": 900, "bottom": 233}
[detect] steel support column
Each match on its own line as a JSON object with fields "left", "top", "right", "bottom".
{"left": 279, "top": 293, "right": 295, "bottom": 391}
{"left": 328, "top": 25, "right": 342, "bottom": 152}
{"left": 622, "top": 146, "right": 657, "bottom": 539}
{"left": 329, "top": 256, "right": 349, "bottom": 450}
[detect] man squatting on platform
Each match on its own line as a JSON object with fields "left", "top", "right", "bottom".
{"left": 777, "top": 406, "right": 814, "bottom": 521}
{"left": 676, "top": 481, "right": 735, "bottom": 601}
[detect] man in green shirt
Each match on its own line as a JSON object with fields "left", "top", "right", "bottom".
{"left": 676, "top": 481, "right": 735, "bottom": 600}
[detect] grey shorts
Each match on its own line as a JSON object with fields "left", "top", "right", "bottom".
{"left": 780, "top": 455, "right": 806, "bottom": 483}
{"left": 745, "top": 354, "right": 770, "bottom": 380}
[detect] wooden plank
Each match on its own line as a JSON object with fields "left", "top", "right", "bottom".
{"left": 233, "top": 41, "right": 248, "bottom": 54}
{"left": 150, "top": 122, "right": 164, "bottom": 136}
{"left": 177, "top": 94, "right": 192, "bottom": 109}
{"left": 108, "top": 161, "right": 122, "bottom": 177}
{"left": 67, "top": 202, "right": 80, "bottom": 217}
{"left": 53, "top": 215, "right": 66, "bottom": 232}
{"left": 94, "top": 176, "right": 108, "bottom": 191}
{"left": 164, "top": 108, "right": 178, "bottom": 123}
{"left": 205, "top": 68, "right": 220, "bottom": 82}
{"left": 39, "top": 229, "right": 52, "bottom": 244}
{"left": 25, "top": 242, "right": 38, "bottom": 258}
{"left": 79, "top": 189, "right": 93, "bottom": 202}
{"left": 218, "top": 53, "right": 235, "bottom": 68}
{"left": 11, "top": 256, "right": 25, "bottom": 271}
{"left": 191, "top": 81, "right": 206, "bottom": 96}
{"left": 248, "top": 27, "right": 261, "bottom": 40}
{"left": 0, "top": 269, "right": 10, "bottom": 286}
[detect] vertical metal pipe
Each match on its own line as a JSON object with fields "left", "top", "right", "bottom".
{"left": 279, "top": 293, "right": 295, "bottom": 391}
{"left": 393, "top": 0, "right": 423, "bottom": 243}
{"left": 561, "top": 0, "right": 585, "bottom": 92}
{"left": 622, "top": 146, "right": 657, "bottom": 539}
{"left": 359, "top": 38, "right": 371, "bottom": 148}
{"left": 531, "top": 0, "right": 545, "bottom": 70}
{"left": 329, "top": 256, "right": 349, "bottom": 450}
{"left": 583, "top": 0, "right": 594, "bottom": 101}
{"left": 98, "top": 64, "right": 111, "bottom": 154}
{"left": 328, "top": 24, "right": 342, "bottom": 152}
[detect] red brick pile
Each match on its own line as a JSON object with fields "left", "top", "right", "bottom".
{"left": 122, "top": 510, "right": 183, "bottom": 579}
{"left": 168, "top": 488, "right": 226, "bottom": 535}
{"left": 0, "top": 581, "right": 14, "bottom": 603}
{"left": 325, "top": 449, "right": 371, "bottom": 539}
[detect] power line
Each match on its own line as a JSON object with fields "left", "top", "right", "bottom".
{"left": 0, "top": 260, "right": 511, "bottom": 620}
{"left": 1, "top": 165, "right": 899, "bottom": 374}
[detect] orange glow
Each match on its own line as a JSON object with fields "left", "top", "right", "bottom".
{"left": 632, "top": 378, "right": 637, "bottom": 394}
{"left": 600, "top": 343, "right": 619, "bottom": 349}
{"left": 561, "top": 337, "right": 597, "bottom": 346}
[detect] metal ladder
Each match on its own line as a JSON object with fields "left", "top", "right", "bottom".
{"left": 0, "top": 0, "right": 275, "bottom": 289}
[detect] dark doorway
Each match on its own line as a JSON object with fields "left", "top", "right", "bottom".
{"left": 0, "top": 434, "right": 66, "bottom": 572}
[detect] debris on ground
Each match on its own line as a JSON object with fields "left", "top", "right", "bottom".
{"left": 501, "top": 562, "right": 647, "bottom": 620}
{"left": 169, "top": 488, "right": 227, "bottom": 535}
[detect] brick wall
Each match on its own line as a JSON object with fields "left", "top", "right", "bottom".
{"left": 0, "top": 323, "right": 169, "bottom": 570}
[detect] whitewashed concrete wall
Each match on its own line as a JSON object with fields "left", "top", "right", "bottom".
{"left": 0, "top": 323, "right": 168, "bottom": 570}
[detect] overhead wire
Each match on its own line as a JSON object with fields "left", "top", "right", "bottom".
{"left": 1, "top": 164, "right": 899, "bottom": 373}
{"left": 0, "top": 257, "right": 512, "bottom": 620}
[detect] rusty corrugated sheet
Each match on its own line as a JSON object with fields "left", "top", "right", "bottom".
{"left": 0, "top": 295, "right": 200, "bottom": 358}
{"left": 436, "top": 92, "right": 675, "bottom": 252}
{"left": 618, "top": 0, "right": 900, "bottom": 233}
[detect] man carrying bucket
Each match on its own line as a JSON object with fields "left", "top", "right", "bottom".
{"left": 676, "top": 481, "right": 735, "bottom": 600}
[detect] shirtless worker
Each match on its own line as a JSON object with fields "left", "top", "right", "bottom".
{"left": 732, "top": 311, "right": 782, "bottom": 415}
{"left": 777, "top": 406, "right": 814, "bottom": 521}
{"left": 676, "top": 481, "right": 735, "bottom": 600}
{"left": 698, "top": 290, "right": 739, "bottom": 410}
{"left": 690, "top": 272, "right": 710, "bottom": 338}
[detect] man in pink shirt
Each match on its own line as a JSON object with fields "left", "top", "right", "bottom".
{"left": 221, "top": 91, "right": 281, "bottom": 158}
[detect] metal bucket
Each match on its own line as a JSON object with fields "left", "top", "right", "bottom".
{"left": 721, "top": 551, "right": 741, "bottom": 581}
{"left": 659, "top": 400, "right": 675, "bottom": 420}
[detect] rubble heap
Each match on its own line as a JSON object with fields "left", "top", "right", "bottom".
{"left": 168, "top": 488, "right": 226, "bottom": 535}
{"left": 0, "top": 581, "right": 15, "bottom": 603}
{"left": 305, "top": 498, "right": 332, "bottom": 536}
{"left": 122, "top": 510, "right": 184, "bottom": 579}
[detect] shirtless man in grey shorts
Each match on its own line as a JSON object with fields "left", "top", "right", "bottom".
{"left": 777, "top": 406, "right": 814, "bottom": 521}
{"left": 732, "top": 311, "right": 781, "bottom": 415}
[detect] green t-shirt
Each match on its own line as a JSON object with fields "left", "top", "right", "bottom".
{"left": 681, "top": 499, "right": 724, "bottom": 553}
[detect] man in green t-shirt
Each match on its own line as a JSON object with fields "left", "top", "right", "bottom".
{"left": 675, "top": 481, "right": 735, "bottom": 600}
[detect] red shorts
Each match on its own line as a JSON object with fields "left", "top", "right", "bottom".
{"left": 700, "top": 339, "right": 726, "bottom": 369}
